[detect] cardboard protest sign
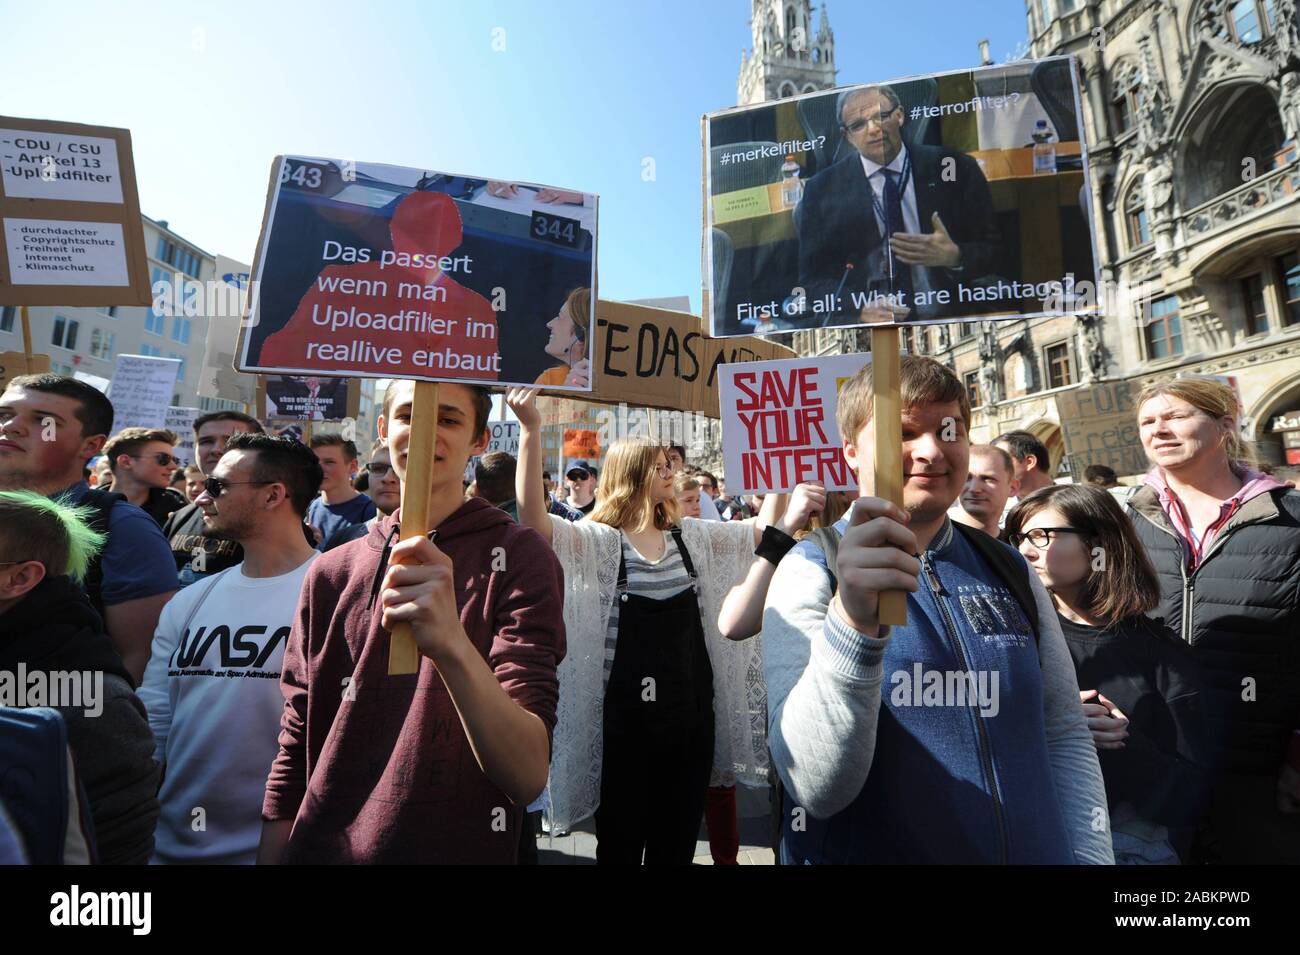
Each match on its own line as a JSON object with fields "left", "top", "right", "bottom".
{"left": 720, "top": 353, "right": 871, "bottom": 495}
{"left": 1056, "top": 380, "right": 1146, "bottom": 478}
{"left": 198, "top": 255, "right": 257, "bottom": 407}
{"left": 236, "top": 157, "right": 597, "bottom": 390}
{"left": 486, "top": 421, "right": 519, "bottom": 455}
{"left": 107, "top": 354, "right": 181, "bottom": 433}
{"left": 703, "top": 57, "right": 1099, "bottom": 336}
{"left": 0, "top": 350, "right": 50, "bottom": 392}
{"left": 0, "top": 117, "right": 151, "bottom": 306}
{"left": 563, "top": 429, "right": 600, "bottom": 460}
{"left": 165, "top": 406, "right": 200, "bottom": 466}
{"left": 540, "top": 299, "right": 794, "bottom": 415}
{"left": 263, "top": 375, "right": 359, "bottom": 421}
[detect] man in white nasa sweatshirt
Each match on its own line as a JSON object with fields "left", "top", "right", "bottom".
{"left": 139, "top": 433, "right": 322, "bottom": 864}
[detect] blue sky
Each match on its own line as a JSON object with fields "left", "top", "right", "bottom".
{"left": 4, "top": 0, "right": 1030, "bottom": 314}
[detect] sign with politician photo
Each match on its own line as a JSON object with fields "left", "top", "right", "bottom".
{"left": 263, "top": 375, "right": 357, "bottom": 422}
{"left": 704, "top": 57, "right": 1100, "bottom": 337}
{"left": 236, "top": 157, "right": 598, "bottom": 390}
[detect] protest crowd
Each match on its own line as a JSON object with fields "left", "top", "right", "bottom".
{"left": 2, "top": 361, "right": 1297, "bottom": 866}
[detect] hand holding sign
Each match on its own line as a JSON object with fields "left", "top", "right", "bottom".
{"left": 381, "top": 535, "right": 467, "bottom": 664}
{"left": 889, "top": 212, "right": 961, "bottom": 269}
{"left": 831, "top": 496, "right": 920, "bottom": 637}
{"left": 506, "top": 386, "right": 541, "bottom": 430}
{"left": 777, "top": 482, "right": 826, "bottom": 535}
{"left": 567, "top": 357, "right": 591, "bottom": 388}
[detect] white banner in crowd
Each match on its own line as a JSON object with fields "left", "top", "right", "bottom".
{"left": 719, "top": 353, "right": 871, "bottom": 495}
{"left": 165, "top": 406, "right": 200, "bottom": 466}
{"left": 107, "top": 353, "right": 180, "bottom": 433}
{"left": 486, "top": 421, "right": 520, "bottom": 455}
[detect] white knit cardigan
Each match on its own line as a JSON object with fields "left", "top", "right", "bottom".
{"left": 543, "top": 514, "right": 769, "bottom": 832}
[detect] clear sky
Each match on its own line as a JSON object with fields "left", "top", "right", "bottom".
{"left": 4, "top": 0, "right": 1030, "bottom": 314}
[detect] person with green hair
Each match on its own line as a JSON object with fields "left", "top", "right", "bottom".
{"left": 0, "top": 489, "right": 160, "bottom": 864}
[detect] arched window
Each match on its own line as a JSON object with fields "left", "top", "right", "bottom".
{"left": 812, "top": 47, "right": 820, "bottom": 64}
{"left": 1227, "top": 0, "right": 1277, "bottom": 44}
{"left": 778, "top": 81, "right": 797, "bottom": 99}
{"left": 1110, "top": 62, "right": 1141, "bottom": 134}
{"left": 1125, "top": 178, "right": 1151, "bottom": 248}
{"left": 802, "top": 83, "right": 818, "bottom": 94}
{"left": 1181, "top": 84, "right": 1286, "bottom": 208}
{"left": 786, "top": 6, "right": 796, "bottom": 37}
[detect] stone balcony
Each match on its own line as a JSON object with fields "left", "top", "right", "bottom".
{"left": 1180, "top": 158, "right": 1300, "bottom": 244}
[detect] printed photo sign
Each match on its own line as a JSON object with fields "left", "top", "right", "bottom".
{"left": 704, "top": 57, "right": 1099, "bottom": 336}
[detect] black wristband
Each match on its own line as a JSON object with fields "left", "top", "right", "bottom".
{"left": 755, "top": 524, "right": 797, "bottom": 566}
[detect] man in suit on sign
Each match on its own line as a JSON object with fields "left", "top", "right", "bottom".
{"left": 796, "top": 84, "right": 1000, "bottom": 325}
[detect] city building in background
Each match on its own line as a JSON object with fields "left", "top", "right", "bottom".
{"left": 1, "top": 215, "right": 380, "bottom": 456}
{"left": 759, "top": 0, "right": 1299, "bottom": 482}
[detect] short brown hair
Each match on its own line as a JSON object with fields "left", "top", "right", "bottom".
{"left": 8, "top": 374, "right": 114, "bottom": 439}
{"left": 102, "top": 428, "right": 179, "bottom": 473}
{"left": 969, "top": 443, "right": 1015, "bottom": 478}
{"left": 310, "top": 433, "right": 359, "bottom": 461}
{"left": 474, "top": 451, "right": 517, "bottom": 504}
{"left": 1005, "top": 484, "right": 1160, "bottom": 627}
{"left": 381, "top": 380, "right": 493, "bottom": 437}
{"left": 836, "top": 355, "right": 971, "bottom": 443}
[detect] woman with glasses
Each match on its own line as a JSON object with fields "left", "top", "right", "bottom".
{"left": 506, "top": 386, "right": 803, "bottom": 863}
{"left": 99, "top": 427, "right": 187, "bottom": 527}
{"left": 1005, "top": 484, "right": 1213, "bottom": 864}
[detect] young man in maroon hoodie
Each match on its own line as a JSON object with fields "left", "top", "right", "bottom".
{"left": 258, "top": 380, "right": 566, "bottom": 864}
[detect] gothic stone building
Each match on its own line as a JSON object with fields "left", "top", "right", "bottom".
{"left": 742, "top": 0, "right": 1300, "bottom": 480}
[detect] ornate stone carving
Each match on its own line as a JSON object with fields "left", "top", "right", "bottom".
{"left": 1076, "top": 314, "right": 1110, "bottom": 381}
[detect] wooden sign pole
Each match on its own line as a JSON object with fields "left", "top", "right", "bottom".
{"left": 389, "top": 379, "right": 440, "bottom": 675}
{"left": 870, "top": 327, "right": 908, "bottom": 627}
{"left": 20, "top": 306, "right": 33, "bottom": 361}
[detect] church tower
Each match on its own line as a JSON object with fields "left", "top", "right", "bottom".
{"left": 738, "top": 0, "right": 837, "bottom": 105}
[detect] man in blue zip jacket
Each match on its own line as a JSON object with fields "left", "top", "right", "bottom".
{"left": 763, "top": 355, "right": 1112, "bottom": 864}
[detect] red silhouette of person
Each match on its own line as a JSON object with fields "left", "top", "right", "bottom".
{"left": 260, "top": 191, "right": 500, "bottom": 381}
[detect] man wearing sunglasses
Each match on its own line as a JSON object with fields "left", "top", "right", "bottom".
{"left": 140, "top": 432, "right": 322, "bottom": 864}
{"left": 101, "top": 427, "right": 188, "bottom": 528}
{"left": 796, "top": 84, "right": 1000, "bottom": 326}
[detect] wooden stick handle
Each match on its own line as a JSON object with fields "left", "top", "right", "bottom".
{"left": 20, "top": 306, "right": 33, "bottom": 361}
{"left": 870, "top": 328, "right": 908, "bottom": 627}
{"left": 388, "top": 380, "right": 440, "bottom": 675}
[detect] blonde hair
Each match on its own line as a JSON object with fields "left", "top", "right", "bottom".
{"left": 564, "top": 287, "right": 591, "bottom": 342}
{"left": 1137, "top": 377, "right": 1257, "bottom": 475}
{"left": 837, "top": 355, "right": 971, "bottom": 444}
{"left": 588, "top": 438, "right": 680, "bottom": 532}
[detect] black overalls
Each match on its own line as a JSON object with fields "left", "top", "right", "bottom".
{"left": 595, "top": 526, "right": 715, "bottom": 864}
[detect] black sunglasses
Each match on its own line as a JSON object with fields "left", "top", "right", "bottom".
{"left": 132, "top": 452, "right": 179, "bottom": 467}
{"left": 203, "top": 477, "right": 275, "bottom": 499}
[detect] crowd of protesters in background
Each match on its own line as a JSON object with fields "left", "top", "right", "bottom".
{"left": 1, "top": 367, "right": 1297, "bottom": 866}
